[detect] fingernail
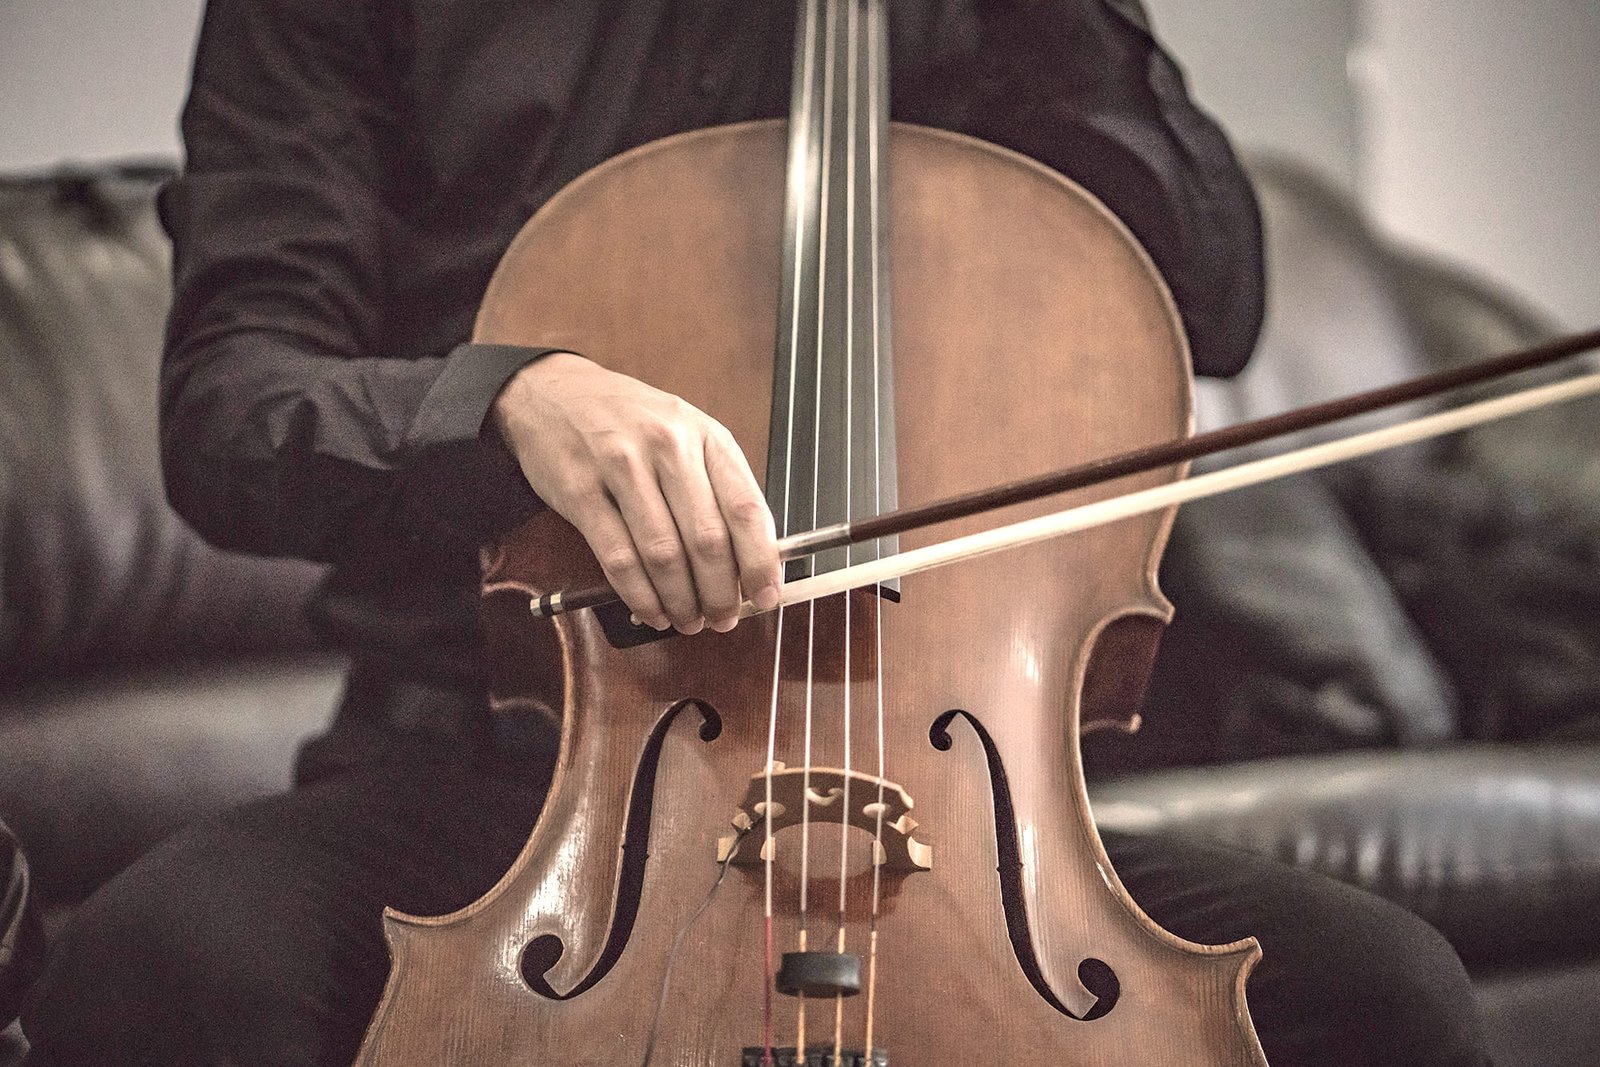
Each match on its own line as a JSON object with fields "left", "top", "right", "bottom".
{"left": 712, "top": 616, "right": 738, "bottom": 633}
{"left": 650, "top": 616, "right": 671, "bottom": 631}
{"left": 754, "top": 585, "right": 780, "bottom": 611}
{"left": 677, "top": 618, "right": 705, "bottom": 636}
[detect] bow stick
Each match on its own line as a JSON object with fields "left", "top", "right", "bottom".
{"left": 527, "top": 329, "right": 1600, "bottom": 620}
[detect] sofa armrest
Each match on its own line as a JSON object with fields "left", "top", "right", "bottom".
{"left": 0, "top": 657, "right": 345, "bottom": 909}
{"left": 1089, "top": 744, "right": 1600, "bottom": 966}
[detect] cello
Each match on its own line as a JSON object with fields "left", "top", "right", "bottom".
{"left": 357, "top": 0, "right": 1269, "bottom": 1061}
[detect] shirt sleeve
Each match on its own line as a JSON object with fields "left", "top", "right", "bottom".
{"left": 1098, "top": 0, "right": 1265, "bottom": 378}
{"left": 900, "top": 0, "right": 1266, "bottom": 378}
{"left": 157, "top": 0, "right": 549, "bottom": 573}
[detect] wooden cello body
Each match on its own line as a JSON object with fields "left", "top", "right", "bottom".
{"left": 356, "top": 7, "right": 1267, "bottom": 1062}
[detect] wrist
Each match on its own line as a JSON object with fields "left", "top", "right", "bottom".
{"left": 489, "top": 349, "right": 587, "bottom": 449}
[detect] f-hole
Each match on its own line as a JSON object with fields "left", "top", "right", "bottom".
{"left": 520, "top": 698, "right": 723, "bottom": 999}
{"left": 929, "top": 710, "right": 1120, "bottom": 1021}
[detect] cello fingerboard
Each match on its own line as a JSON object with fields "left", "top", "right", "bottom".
{"left": 765, "top": 0, "right": 899, "bottom": 588}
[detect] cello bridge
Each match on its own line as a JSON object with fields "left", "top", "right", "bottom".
{"left": 716, "top": 765, "right": 931, "bottom": 872}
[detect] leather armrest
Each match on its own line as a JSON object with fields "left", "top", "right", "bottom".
{"left": 1089, "top": 744, "right": 1600, "bottom": 965}
{"left": 0, "top": 657, "right": 345, "bottom": 906}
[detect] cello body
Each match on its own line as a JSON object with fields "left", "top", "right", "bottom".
{"left": 355, "top": 119, "right": 1266, "bottom": 1066}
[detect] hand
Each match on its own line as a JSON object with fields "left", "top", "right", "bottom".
{"left": 490, "top": 352, "right": 782, "bottom": 634}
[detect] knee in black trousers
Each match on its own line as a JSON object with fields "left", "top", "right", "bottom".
{"left": 23, "top": 766, "right": 545, "bottom": 1067}
{"left": 1104, "top": 829, "right": 1490, "bottom": 1067}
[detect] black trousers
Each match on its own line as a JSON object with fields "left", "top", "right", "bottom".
{"left": 21, "top": 739, "right": 1489, "bottom": 1067}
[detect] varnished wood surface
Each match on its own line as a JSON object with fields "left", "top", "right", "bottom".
{"left": 355, "top": 121, "right": 1266, "bottom": 1066}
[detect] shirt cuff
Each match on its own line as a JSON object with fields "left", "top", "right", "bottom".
{"left": 401, "top": 342, "right": 568, "bottom": 545}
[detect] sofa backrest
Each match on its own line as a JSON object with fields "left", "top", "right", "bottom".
{"left": 1106, "top": 157, "right": 1600, "bottom": 771}
{"left": 0, "top": 167, "right": 325, "bottom": 686}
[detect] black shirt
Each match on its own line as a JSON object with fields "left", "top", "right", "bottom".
{"left": 158, "top": 0, "right": 1264, "bottom": 691}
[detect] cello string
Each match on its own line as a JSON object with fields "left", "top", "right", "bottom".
{"left": 832, "top": 2, "right": 862, "bottom": 1062}
{"left": 762, "top": 606, "right": 787, "bottom": 1064}
{"left": 796, "top": 596, "right": 818, "bottom": 1055}
{"left": 798, "top": 0, "right": 843, "bottom": 1053}
{"left": 863, "top": 0, "right": 889, "bottom": 1059}
{"left": 769, "top": 0, "right": 822, "bottom": 1060}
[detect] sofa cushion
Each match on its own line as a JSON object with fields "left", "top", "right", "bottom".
{"left": 1473, "top": 958, "right": 1600, "bottom": 1067}
{"left": 1329, "top": 454, "right": 1600, "bottom": 741}
{"left": 1156, "top": 473, "right": 1460, "bottom": 757}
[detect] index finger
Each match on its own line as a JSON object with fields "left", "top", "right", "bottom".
{"left": 704, "top": 426, "right": 782, "bottom": 612}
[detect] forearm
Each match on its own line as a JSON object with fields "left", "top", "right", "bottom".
{"left": 160, "top": 329, "right": 548, "bottom": 570}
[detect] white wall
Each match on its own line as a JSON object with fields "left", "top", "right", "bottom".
{"left": 1144, "top": 0, "right": 1361, "bottom": 190}
{"left": 0, "top": 0, "right": 203, "bottom": 171}
{"left": 1149, "top": 0, "right": 1600, "bottom": 331}
{"left": 1358, "top": 0, "right": 1600, "bottom": 330}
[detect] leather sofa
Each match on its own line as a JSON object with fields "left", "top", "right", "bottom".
{"left": 1, "top": 160, "right": 1596, "bottom": 1065}
{"left": 0, "top": 167, "right": 346, "bottom": 1063}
